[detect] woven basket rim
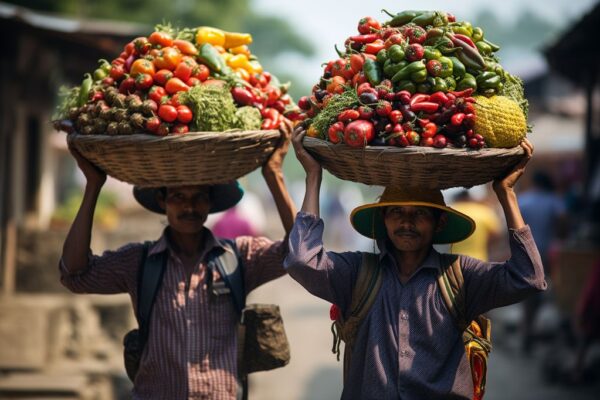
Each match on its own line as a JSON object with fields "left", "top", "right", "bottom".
{"left": 67, "top": 129, "right": 280, "bottom": 143}
{"left": 302, "top": 136, "right": 524, "bottom": 156}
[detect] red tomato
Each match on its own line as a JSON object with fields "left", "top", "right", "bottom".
{"left": 170, "top": 93, "right": 181, "bottom": 107}
{"left": 148, "top": 31, "right": 174, "bottom": 48}
{"left": 193, "top": 64, "right": 210, "bottom": 81}
{"left": 148, "top": 85, "right": 167, "bottom": 103}
{"left": 110, "top": 64, "right": 126, "bottom": 80}
{"left": 176, "top": 105, "right": 193, "bottom": 123}
{"left": 154, "top": 69, "right": 173, "bottom": 86}
{"left": 135, "top": 73, "right": 154, "bottom": 90}
{"left": 158, "top": 104, "right": 178, "bottom": 122}
{"left": 130, "top": 59, "right": 155, "bottom": 78}
{"left": 153, "top": 47, "right": 182, "bottom": 71}
{"left": 145, "top": 116, "right": 161, "bottom": 134}
{"left": 165, "top": 78, "right": 190, "bottom": 94}
{"left": 124, "top": 42, "right": 136, "bottom": 56}
{"left": 174, "top": 61, "right": 194, "bottom": 82}
{"left": 173, "top": 124, "right": 189, "bottom": 134}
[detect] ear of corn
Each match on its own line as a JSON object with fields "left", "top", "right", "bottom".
{"left": 473, "top": 95, "right": 527, "bottom": 148}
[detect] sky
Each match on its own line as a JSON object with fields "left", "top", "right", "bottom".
{"left": 252, "top": 0, "right": 598, "bottom": 88}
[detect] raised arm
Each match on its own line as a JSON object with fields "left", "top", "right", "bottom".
{"left": 463, "top": 139, "right": 547, "bottom": 318}
{"left": 61, "top": 148, "right": 107, "bottom": 273}
{"left": 261, "top": 119, "right": 297, "bottom": 235}
{"left": 291, "top": 124, "right": 322, "bottom": 217}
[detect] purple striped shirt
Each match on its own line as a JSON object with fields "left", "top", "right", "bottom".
{"left": 285, "top": 212, "right": 546, "bottom": 400}
{"left": 60, "top": 227, "right": 287, "bottom": 399}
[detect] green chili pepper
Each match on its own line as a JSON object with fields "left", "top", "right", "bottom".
{"left": 410, "top": 69, "right": 428, "bottom": 83}
{"left": 416, "top": 81, "right": 433, "bottom": 94}
{"left": 483, "top": 38, "right": 500, "bottom": 52}
{"left": 93, "top": 68, "right": 107, "bottom": 81}
{"left": 363, "top": 58, "right": 382, "bottom": 85}
{"left": 198, "top": 43, "right": 226, "bottom": 72}
{"left": 376, "top": 49, "right": 388, "bottom": 64}
{"left": 435, "top": 37, "right": 456, "bottom": 54}
{"left": 382, "top": 9, "right": 423, "bottom": 27}
{"left": 475, "top": 41, "right": 492, "bottom": 56}
{"left": 396, "top": 80, "right": 417, "bottom": 94}
{"left": 388, "top": 45, "right": 406, "bottom": 63}
{"left": 477, "top": 72, "right": 501, "bottom": 90}
{"left": 424, "top": 46, "right": 442, "bottom": 60}
{"left": 448, "top": 56, "right": 465, "bottom": 79}
{"left": 432, "top": 12, "right": 449, "bottom": 27}
{"left": 98, "top": 59, "right": 112, "bottom": 74}
{"left": 444, "top": 76, "right": 457, "bottom": 91}
{"left": 456, "top": 73, "right": 477, "bottom": 91}
{"left": 383, "top": 60, "right": 407, "bottom": 78}
{"left": 391, "top": 60, "right": 426, "bottom": 83}
{"left": 412, "top": 11, "right": 436, "bottom": 27}
{"left": 472, "top": 27, "right": 484, "bottom": 42}
{"left": 78, "top": 73, "right": 93, "bottom": 107}
{"left": 432, "top": 77, "right": 448, "bottom": 92}
{"left": 438, "top": 57, "right": 453, "bottom": 78}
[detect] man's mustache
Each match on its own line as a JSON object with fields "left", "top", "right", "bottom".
{"left": 178, "top": 212, "right": 204, "bottom": 220}
{"left": 393, "top": 228, "right": 419, "bottom": 237}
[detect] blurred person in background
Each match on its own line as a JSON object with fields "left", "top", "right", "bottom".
{"left": 451, "top": 190, "right": 502, "bottom": 261}
{"left": 58, "top": 123, "right": 296, "bottom": 400}
{"left": 518, "top": 171, "right": 567, "bottom": 354}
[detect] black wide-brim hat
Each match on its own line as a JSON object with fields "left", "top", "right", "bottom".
{"left": 133, "top": 182, "right": 244, "bottom": 214}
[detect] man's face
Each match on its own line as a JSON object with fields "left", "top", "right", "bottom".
{"left": 383, "top": 205, "right": 446, "bottom": 252}
{"left": 157, "top": 185, "right": 211, "bottom": 234}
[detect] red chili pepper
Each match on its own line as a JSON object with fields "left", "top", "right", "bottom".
{"left": 453, "top": 34, "right": 476, "bottom": 48}
{"left": 450, "top": 88, "right": 474, "bottom": 98}
{"left": 410, "top": 102, "right": 440, "bottom": 113}
{"left": 348, "top": 34, "right": 379, "bottom": 44}
{"left": 338, "top": 109, "right": 360, "bottom": 123}
{"left": 363, "top": 40, "right": 385, "bottom": 55}
{"left": 409, "top": 93, "right": 430, "bottom": 106}
{"left": 451, "top": 112, "right": 466, "bottom": 126}
{"left": 429, "top": 91, "right": 449, "bottom": 105}
{"left": 349, "top": 53, "right": 365, "bottom": 74}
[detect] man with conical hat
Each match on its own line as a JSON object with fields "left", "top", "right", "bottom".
{"left": 59, "top": 123, "right": 296, "bottom": 399}
{"left": 286, "top": 126, "right": 546, "bottom": 400}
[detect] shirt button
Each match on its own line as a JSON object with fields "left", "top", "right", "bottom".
{"left": 400, "top": 312, "right": 409, "bottom": 320}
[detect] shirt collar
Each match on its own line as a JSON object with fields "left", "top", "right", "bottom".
{"left": 148, "top": 226, "right": 228, "bottom": 258}
{"left": 378, "top": 238, "right": 442, "bottom": 271}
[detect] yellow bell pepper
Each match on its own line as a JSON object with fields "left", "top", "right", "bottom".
{"left": 229, "top": 45, "right": 251, "bottom": 57}
{"left": 234, "top": 67, "right": 250, "bottom": 81}
{"left": 224, "top": 32, "right": 253, "bottom": 49}
{"left": 227, "top": 54, "right": 254, "bottom": 72}
{"left": 196, "top": 26, "right": 226, "bottom": 47}
{"left": 249, "top": 60, "right": 263, "bottom": 74}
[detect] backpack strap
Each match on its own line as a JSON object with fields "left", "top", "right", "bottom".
{"left": 207, "top": 238, "right": 245, "bottom": 315}
{"left": 334, "top": 252, "right": 382, "bottom": 382}
{"left": 136, "top": 241, "right": 168, "bottom": 346}
{"left": 437, "top": 254, "right": 469, "bottom": 331}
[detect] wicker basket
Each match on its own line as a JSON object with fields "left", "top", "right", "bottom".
{"left": 67, "top": 130, "right": 280, "bottom": 187}
{"left": 303, "top": 137, "right": 525, "bottom": 189}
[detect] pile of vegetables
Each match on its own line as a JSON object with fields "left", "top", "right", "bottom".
{"left": 55, "top": 24, "right": 295, "bottom": 136}
{"left": 297, "top": 10, "right": 529, "bottom": 149}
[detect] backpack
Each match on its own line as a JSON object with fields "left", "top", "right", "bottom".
{"left": 330, "top": 253, "right": 492, "bottom": 400}
{"left": 123, "top": 239, "right": 290, "bottom": 388}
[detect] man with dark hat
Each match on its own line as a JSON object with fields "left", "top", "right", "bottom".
{"left": 285, "top": 126, "right": 546, "bottom": 399}
{"left": 59, "top": 125, "right": 296, "bottom": 399}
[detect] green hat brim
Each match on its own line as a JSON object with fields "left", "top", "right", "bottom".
{"left": 350, "top": 201, "right": 475, "bottom": 244}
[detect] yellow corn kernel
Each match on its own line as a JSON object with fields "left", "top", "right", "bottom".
{"left": 473, "top": 95, "right": 527, "bottom": 148}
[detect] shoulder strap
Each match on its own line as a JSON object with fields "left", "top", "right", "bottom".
{"left": 336, "top": 252, "right": 382, "bottom": 382}
{"left": 209, "top": 238, "right": 245, "bottom": 315}
{"left": 437, "top": 254, "right": 469, "bottom": 332}
{"left": 137, "top": 241, "right": 168, "bottom": 344}
{"left": 348, "top": 253, "right": 383, "bottom": 321}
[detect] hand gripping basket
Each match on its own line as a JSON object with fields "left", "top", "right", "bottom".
{"left": 67, "top": 130, "right": 281, "bottom": 187}
{"left": 303, "top": 137, "right": 525, "bottom": 189}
